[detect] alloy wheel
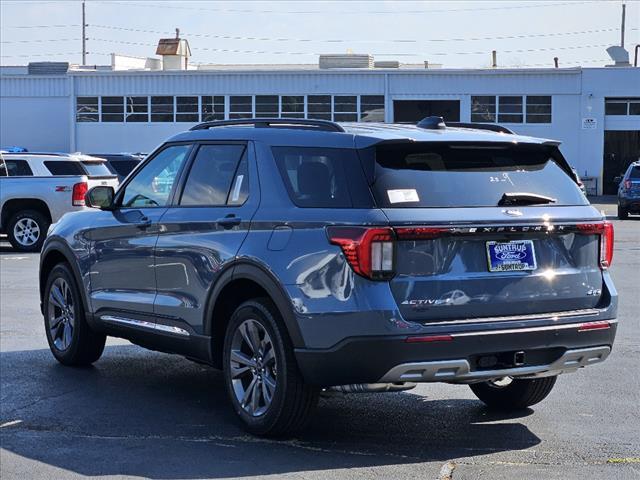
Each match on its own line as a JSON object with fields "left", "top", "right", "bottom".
{"left": 47, "top": 277, "right": 75, "bottom": 351}
{"left": 229, "top": 319, "right": 277, "bottom": 417}
{"left": 13, "top": 217, "right": 40, "bottom": 247}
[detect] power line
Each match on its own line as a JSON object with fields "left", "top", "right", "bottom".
{"left": 1, "top": 38, "right": 81, "bottom": 44}
{"left": 3, "top": 24, "right": 80, "bottom": 29}
{"left": 89, "top": 24, "right": 635, "bottom": 45}
{"left": 95, "top": 1, "right": 590, "bottom": 15}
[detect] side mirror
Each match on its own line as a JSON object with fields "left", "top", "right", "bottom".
{"left": 86, "top": 186, "right": 115, "bottom": 209}
{"left": 614, "top": 176, "right": 622, "bottom": 184}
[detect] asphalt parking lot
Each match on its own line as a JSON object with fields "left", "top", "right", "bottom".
{"left": 1, "top": 202, "right": 638, "bottom": 479}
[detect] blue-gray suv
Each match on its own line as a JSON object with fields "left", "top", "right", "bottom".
{"left": 39, "top": 118, "right": 617, "bottom": 436}
{"left": 617, "top": 161, "right": 640, "bottom": 219}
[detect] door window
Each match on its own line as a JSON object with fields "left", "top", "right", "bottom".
{"left": 120, "top": 144, "right": 191, "bottom": 208}
{"left": 5, "top": 159, "right": 34, "bottom": 176}
{"left": 180, "top": 144, "right": 248, "bottom": 206}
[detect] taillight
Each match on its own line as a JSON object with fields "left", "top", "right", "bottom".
{"left": 623, "top": 180, "right": 631, "bottom": 190}
{"left": 327, "top": 226, "right": 395, "bottom": 280}
{"left": 577, "top": 221, "right": 614, "bottom": 269}
{"left": 72, "top": 182, "right": 88, "bottom": 206}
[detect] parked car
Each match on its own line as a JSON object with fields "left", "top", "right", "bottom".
{"left": 0, "top": 152, "right": 118, "bottom": 251}
{"left": 88, "top": 153, "right": 144, "bottom": 181}
{"left": 39, "top": 118, "right": 617, "bottom": 436}
{"left": 615, "top": 161, "right": 640, "bottom": 219}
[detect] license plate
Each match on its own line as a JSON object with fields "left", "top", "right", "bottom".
{"left": 486, "top": 240, "right": 537, "bottom": 272}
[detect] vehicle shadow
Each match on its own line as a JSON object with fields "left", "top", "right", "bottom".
{"left": 1, "top": 345, "right": 540, "bottom": 479}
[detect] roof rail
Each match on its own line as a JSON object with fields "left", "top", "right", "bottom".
{"left": 190, "top": 118, "right": 345, "bottom": 133}
{"left": 446, "top": 122, "right": 515, "bottom": 134}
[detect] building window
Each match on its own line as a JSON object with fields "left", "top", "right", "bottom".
{"left": 360, "top": 95, "right": 385, "bottom": 122}
{"left": 606, "top": 98, "right": 640, "bottom": 116}
{"left": 101, "top": 96, "right": 124, "bottom": 122}
{"left": 471, "top": 96, "right": 496, "bottom": 122}
{"left": 201, "top": 95, "right": 225, "bottom": 121}
{"left": 333, "top": 96, "right": 358, "bottom": 122}
{"left": 76, "top": 97, "right": 99, "bottom": 122}
{"left": 307, "top": 95, "right": 331, "bottom": 120}
{"left": 176, "top": 96, "right": 199, "bottom": 122}
{"left": 281, "top": 96, "right": 304, "bottom": 118}
{"left": 498, "top": 96, "right": 523, "bottom": 123}
{"left": 126, "top": 96, "right": 149, "bottom": 122}
{"left": 255, "top": 95, "right": 279, "bottom": 118}
{"left": 526, "top": 96, "right": 552, "bottom": 123}
{"left": 230, "top": 95, "right": 253, "bottom": 119}
{"left": 151, "top": 96, "right": 174, "bottom": 122}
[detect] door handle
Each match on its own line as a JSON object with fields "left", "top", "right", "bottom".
{"left": 217, "top": 214, "right": 241, "bottom": 230}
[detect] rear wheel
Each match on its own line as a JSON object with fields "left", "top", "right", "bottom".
{"left": 469, "top": 376, "right": 557, "bottom": 410}
{"left": 618, "top": 205, "right": 628, "bottom": 220}
{"left": 223, "top": 298, "right": 318, "bottom": 437}
{"left": 8, "top": 210, "right": 49, "bottom": 252}
{"left": 43, "top": 263, "right": 106, "bottom": 366}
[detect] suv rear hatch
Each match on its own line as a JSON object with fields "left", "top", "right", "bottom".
{"left": 360, "top": 141, "right": 610, "bottom": 323}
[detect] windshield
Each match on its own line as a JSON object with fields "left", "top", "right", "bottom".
{"left": 366, "top": 142, "right": 587, "bottom": 208}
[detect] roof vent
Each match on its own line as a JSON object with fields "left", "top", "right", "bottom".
{"left": 156, "top": 28, "right": 191, "bottom": 70}
{"left": 319, "top": 54, "right": 374, "bottom": 69}
{"left": 605, "top": 46, "right": 631, "bottom": 67}
{"left": 27, "top": 62, "right": 69, "bottom": 75}
{"left": 417, "top": 116, "right": 446, "bottom": 130}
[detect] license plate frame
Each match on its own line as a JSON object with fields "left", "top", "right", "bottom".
{"left": 486, "top": 239, "right": 537, "bottom": 272}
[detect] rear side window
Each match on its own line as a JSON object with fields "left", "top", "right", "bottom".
{"left": 272, "top": 147, "right": 371, "bottom": 208}
{"left": 44, "top": 161, "right": 84, "bottom": 176}
{"left": 368, "top": 142, "right": 587, "bottom": 208}
{"left": 180, "top": 144, "right": 247, "bottom": 206}
{"left": 4, "top": 159, "right": 33, "bottom": 176}
{"left": 81, "top": 161, "right": 113, "bottom": 177}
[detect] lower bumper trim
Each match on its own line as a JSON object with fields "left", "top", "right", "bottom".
{"left": 378, "top": 346, "right": 611, "bottom": 384}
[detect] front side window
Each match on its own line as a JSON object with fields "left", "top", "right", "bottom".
{"left": 0, "top": 159, "right": 7, "bottom": 176}
{"left": 5, "top": 159, "right": 34, "bottom": 176}
{"left": 76, "top": 97, "right": 99, "bottom": 122}
{"left": 120, "top": 145, "right": 191, "bottom": 208}
{"left": 180, "top": 144, "right": 247, "bottom": 206}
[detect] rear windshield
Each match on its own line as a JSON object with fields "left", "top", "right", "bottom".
{"left": 109, "top": 160, "right": 139, "bottom": 177}
{"left": 272, "top": 147, "right": 372, "bottom": 208}
{"left": 44, "top": 161, "right": 85, "bottom": 176}
{"left": 82, "top": 161, "right": 113, "bottom": 177}
{"left": 368, "top": 142, "right": 587, "bottom": 208}
{"left": 629, "top": 166, "right": 640, "bottom": 179}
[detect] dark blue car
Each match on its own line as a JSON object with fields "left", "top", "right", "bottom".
{"left": 617, "top": 161, "right": 640, "bottom": 219}
{"left": 39, "top": 118, "right": 617, "bottom": 436}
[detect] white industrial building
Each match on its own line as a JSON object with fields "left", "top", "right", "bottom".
{"left": 1, "top": 41, "right": 639, "bottom": 194}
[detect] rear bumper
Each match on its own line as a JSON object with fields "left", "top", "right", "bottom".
{"left": 295, "top": 319, "right": 617, "bottom": 386}
{"left": 619, "top": 197, "right": 640, "bottom": 212}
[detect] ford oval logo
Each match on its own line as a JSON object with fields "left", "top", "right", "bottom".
{"left": 494, "top": 243, "right": 528, "bottom": 260}
{"left": 503, "top": 209, "right": 523, "bottom": 217}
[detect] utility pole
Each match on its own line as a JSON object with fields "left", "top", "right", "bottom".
{"left": 82, "top": 0, "right": 86, "bottom": 65}
{"left": 621, "top": 2, "right": 626, "bottom": 48}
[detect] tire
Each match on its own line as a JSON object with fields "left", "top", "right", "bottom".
{"left": 223, "top": 298, "right": 319, "bottom": 437}
{"left": 7, "top": 209, "right": 49, "bottom": 252}
{"left": 469, "top": 376, "right": 557, "bottom": 410}
{"left": 618, "top": 206, "right": 628, "bottom": 220}
{"left": 43, "top": 263, "right": 106, "bottom": 366}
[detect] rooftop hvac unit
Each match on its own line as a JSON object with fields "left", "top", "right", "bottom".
{"left": 319, "top": 54, "right": 374, "bottom": 69}
{"left": 374, "top": 61, "right": 400, "bottom": 69}
{"left": 27, "top": 62, "right": 69, "bottom": 75}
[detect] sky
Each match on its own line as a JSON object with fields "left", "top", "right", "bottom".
{"left": 1, "top": 0, "right": 639, "bottom": 68}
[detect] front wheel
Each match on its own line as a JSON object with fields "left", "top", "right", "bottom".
{"left": 469, "top": 376, "right": 557, "bottom": 410}
{"left": 43, "top": 263, "right": 106, "bottom": 366}
{"left": 223, "top": 298, "right": 318, "bottom": 437}
{"left": 618, "top": 205, "right": 628, "bottom": 220}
